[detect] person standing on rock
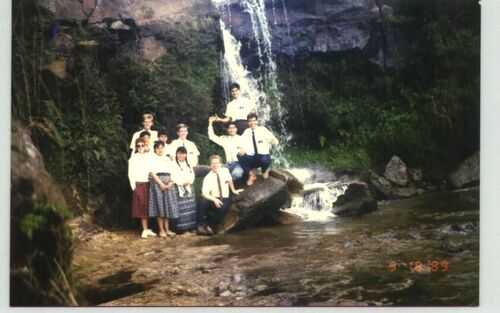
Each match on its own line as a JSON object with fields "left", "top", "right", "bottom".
{"left": 212, "top": 82, "right": 256, "bottom": 135}
{"left": 197, "top": 155, "right": 243, "bottom": 235}
{"left": 128, "top": 137, "right": 157, "bottom": 239}
{"left": 208, "top": 116, "right": 244, "bottom": 184}
{"left": 129, "top": 113, "right": 158, "bottom": 154}
{"left": 170, "top": 146, "right": 198, "bottom": 233}
{"left": 238, "top": 113, "right": 279, "bottom": 186}
{"left": 148, "top": 140, "right": 178, "bottom": 238}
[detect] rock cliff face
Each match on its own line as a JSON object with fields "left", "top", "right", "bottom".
{"left": 40, "top": 0, "right": 219, "bottom": 61}
{"left": 220, "top": 0, "right": 393, "bottom": 65}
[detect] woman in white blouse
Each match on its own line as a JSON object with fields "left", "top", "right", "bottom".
{"left": 170, "top": 146, "right": 197, "bottom": 233}
{"left": 148, "top": 141, "right": 178, "bottom": 238}
{"left": 128, "top": 137, "right": 156, "bottom": 239}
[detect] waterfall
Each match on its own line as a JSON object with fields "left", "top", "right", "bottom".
{"left": 213, "top": 0, "right": 291, "bottom": 166}
{"left": 283, "top": 168, "right": 350, "bottom": 222}
{"left": 213, "top": 1, "right": 351, "bottom": 222}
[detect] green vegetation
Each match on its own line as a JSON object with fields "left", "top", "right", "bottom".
{"left": 279, "top": 0, "right": 479, "bottom": 173}
{"left": 11, "top": 202, "right": 77, "bottom": 305}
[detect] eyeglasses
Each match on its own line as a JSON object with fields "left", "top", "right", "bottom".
{"left": 136, "top": 144, "right": 145, "bottom": 148}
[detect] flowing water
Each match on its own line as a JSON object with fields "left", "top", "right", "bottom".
{"left": 196, "top": 187, "right": 479, "bottom": 306}
{"left": 213, "top": 0, "right": 291, "bottom": 166}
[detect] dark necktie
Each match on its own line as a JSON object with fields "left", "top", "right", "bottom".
{"left": 182, "top": 141, "right": 185, "bottom": 147}
{"left": 252, "top": 130, "right": 258, "bottom": 155}
{"left": 216, "top": 173, "right": 223, "bottom": 200}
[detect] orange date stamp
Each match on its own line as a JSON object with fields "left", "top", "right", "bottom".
{"left": 388, "top": 259, "right": 449, "bottom": 273}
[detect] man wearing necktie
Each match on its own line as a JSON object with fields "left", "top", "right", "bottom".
{"left": 237, "top": 113, "right": 279, "bottom": 186}
{"left": 198, "top": 155, "right": 243, "bottom": 235}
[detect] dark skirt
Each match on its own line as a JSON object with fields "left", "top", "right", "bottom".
{"left": 148, "top": 173, "right": 179, "bottom": 219}
{"left": 132, "top": 182, "right": 149, "bottom": 219}
{"left": 171, "top": 186, "right": 197, "bottom": 232}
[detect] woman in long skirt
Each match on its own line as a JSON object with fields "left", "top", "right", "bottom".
{"left": 128, "top": 137, "right": 156, "bottom": 238}
{"left": 170, "top": 146, "right": 197, "bottom": 233}
{"left": 149, "top": 140, "right": 178, "bottom": 238}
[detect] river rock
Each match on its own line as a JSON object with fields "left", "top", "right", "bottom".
{"left": 277, "top": 211, "right": 302, "bottom": 225}
{"left": 369, "top": 171, "right": 392, "bottom": 199}
{"left": 332, "top": 182, "right": 377, "bottom": 217}
{"left": 449, "top": 151, "right": 479, "bottom": 188}
{"left": 217, "top": 176, "right": 289, "bottom": 234}
{"left": 384, "top": 155, "right": 409, "bottom": 186}
{"left": 269, "top": 168, "right": 304, "bottom": 193}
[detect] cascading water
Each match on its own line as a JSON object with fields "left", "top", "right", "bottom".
{"left": 213, "top": 0, "right": 350, "bottom": 221}
{"left": 213, "top": 0, "right": 290, "bottom": 167}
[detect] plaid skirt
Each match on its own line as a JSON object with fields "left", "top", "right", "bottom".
{"left": 148, "top": 174, "right": 179, "bottom": 219}
{"left": 132, "top": 182, "right": 149, "bottom": 219}
{"left": 171, "top": 186, "right": 197, "bottom": 232}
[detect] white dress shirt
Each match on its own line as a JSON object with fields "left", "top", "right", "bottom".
{"left": 208, "top": 125, "right": 242, "bottom": 163}
{"left": 171, "top": 161, "right": 195, "bottom": 196}
{"left": 202, "top": 167, "right": 232, "bottom": 199}
{"left": 225, "top": 97, "right": 256, "bottom": 121}
{"left": 169, "top": 139, "right": 200, "bottom": 166}
{"left": 128, "top": 153, "right": 153, "bottom": 190}
{"left": 129, "top": 129, "right": 158, "bottom": 149}
{"left": 150, "top": 154, "right": 175, "bottom": 175}
{"left": 241, "top": 126, "right": 278, "bottom": 156}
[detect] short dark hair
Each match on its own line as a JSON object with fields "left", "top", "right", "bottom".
{"left": 153, "top": 140, "right": 165, "bottom": 149}
{"left": 139, "top": 130, "right": 151, "bottom": 138}
{"left": 229, "top": 82, "right": 240, "bottom": 90}
{"left": 227, "top": 122, "right": 237, "bottom": 128}
{"left": 247, "top": 113, "right": 258, "bottom": 121}
{"left": 158, "top": 127, "right": 168, "bottom": 136}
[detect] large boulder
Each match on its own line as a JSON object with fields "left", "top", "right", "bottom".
{"left": 369, "top": 171, "right": 421, "bottom": 199}
{"left": 332, "top": 182, "right": 377, "bottom": 217}
{"left": 384, "top": 155, "right": 409, "bottom": 186}
{"left": 449, "top": 151, "right": 480, "bottom": 188}
{"left": 217, "top": 176, "right": 292, "bottom": 234}
{"left": 11, "top": 121, "right": 76, "bottom": 305}
{"left": 269, "top": 168, "right": 304, "bottom": 193}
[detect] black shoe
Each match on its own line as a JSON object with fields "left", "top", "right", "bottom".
{"left": 204, "top": 225, "right": 214, "bottom": 236}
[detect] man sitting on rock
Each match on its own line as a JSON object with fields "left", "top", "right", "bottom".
{"left": 197, "top": 155, "right": 243, "bottom": 235}
{"left": 237, "top": 113, "right": 279, "bottom": 186}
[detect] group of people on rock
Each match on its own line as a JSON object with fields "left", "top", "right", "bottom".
{"left": 127, "top": 83, "right": 279, "bottom": 238}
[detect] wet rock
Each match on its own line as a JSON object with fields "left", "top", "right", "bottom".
{"left": 408, "top": 168, "right": 423, "bottom": 182}
{"left": 449, "top": 151, "right": 479, "bottom": 188}
{"left": 270, "top": 168, "right": 304, "bottom": 193}
{"left": 277, "top": 210, "right": 302, "bottom": 225}
{"left": 217, "top": 176, "right": 289, "bottom": 234}
{"left": 332, "top": 182, "right": 377, "bottom": 217}
{"left": 369, "top": 171, "right": 392, "bottom": 199}
{"left": 384, "top": 155, "right": 409, "bottom": 186}
{"left": 391, "top": 186, "right": 421, "bottom": 198}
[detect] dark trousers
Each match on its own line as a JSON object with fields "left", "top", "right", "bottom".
{"left": 238, "top": 154, "right": 272, "bottom": 175}
{"left": 197, "top": 198, "right": 231, "bottom": 230}
{"left": 235, "top": 120, "right": 248, "bottom": 135}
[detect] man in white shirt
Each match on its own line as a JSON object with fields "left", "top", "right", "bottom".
{"left": 169, "top": 124, "right": 199, "bottom": 165}
{"left": 208, "top": 116, "right": 244, "bottom": 183}
{"left": 197, "top": 155, "right": 243, "bottom": 235}
{"left": 238, "top": 113, "right": 279, "bottom": 186}
{"left": 213, "top": 82, "right": 256, "bottom": 135}
{"left": 129, "top": 113, "right": 158, "bottom": 152}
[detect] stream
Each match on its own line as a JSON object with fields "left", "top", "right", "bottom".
{"left": 73, "top": 185, "right": 478, "bottom": 306}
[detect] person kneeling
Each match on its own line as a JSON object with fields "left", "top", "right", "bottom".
{"left": 197, "top": 155, "right": 243, "bottom": 235}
